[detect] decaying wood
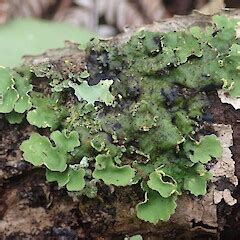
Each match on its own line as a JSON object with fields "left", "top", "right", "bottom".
{"left": 0, "top": 10, "right": 240, "bottom": 240}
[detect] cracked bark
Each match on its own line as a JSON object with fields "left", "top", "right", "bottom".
{"left": 0, "top": 9, "right": 240, "bottom": 240}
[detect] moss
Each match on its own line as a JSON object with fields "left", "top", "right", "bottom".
{"left": 1, "top": 15, "right": 239, "bottom": 223}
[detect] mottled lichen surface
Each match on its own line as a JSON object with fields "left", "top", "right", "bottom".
{"left": 0, "top": 15, "right": 239, "bottom": 224}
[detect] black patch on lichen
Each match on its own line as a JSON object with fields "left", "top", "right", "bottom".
{"left": 87, "top": 49, "right": 120, "bottom": 86}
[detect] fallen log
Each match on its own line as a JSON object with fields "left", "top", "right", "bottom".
{"left": 0, "top": 9, "right": 240, "bottom": 240}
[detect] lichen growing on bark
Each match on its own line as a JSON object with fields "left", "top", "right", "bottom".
{"left": 1, "top": 15, "right": 239, "bottom": 224}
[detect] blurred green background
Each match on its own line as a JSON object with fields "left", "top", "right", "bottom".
{"left": 0, "top": 18, "right": 95, "bottom": 67}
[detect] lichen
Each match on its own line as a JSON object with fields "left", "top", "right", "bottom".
{"left": 184, "top": 134, "right": 223, "bottom": 164}
{"left": 1, "top": 15, "right": 239, "bottom": 224}
{"left": 69, "top": 79, "right": 114, "bottom": 105}
{"left": 0, "top": 66, "right": 32, "bottom": 114}
{"left": 92, "top": 154, "right": 135, "bottom": 186}
{"left": 46, "top": 167, "right": 85, "bottom": 191}
{"left": 20, "top": 130, "right": 80, "bottom": 171}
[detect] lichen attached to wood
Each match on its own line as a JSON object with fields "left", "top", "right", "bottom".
{"left": 1, "top": 15, "right": 239, "bottom": 224}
